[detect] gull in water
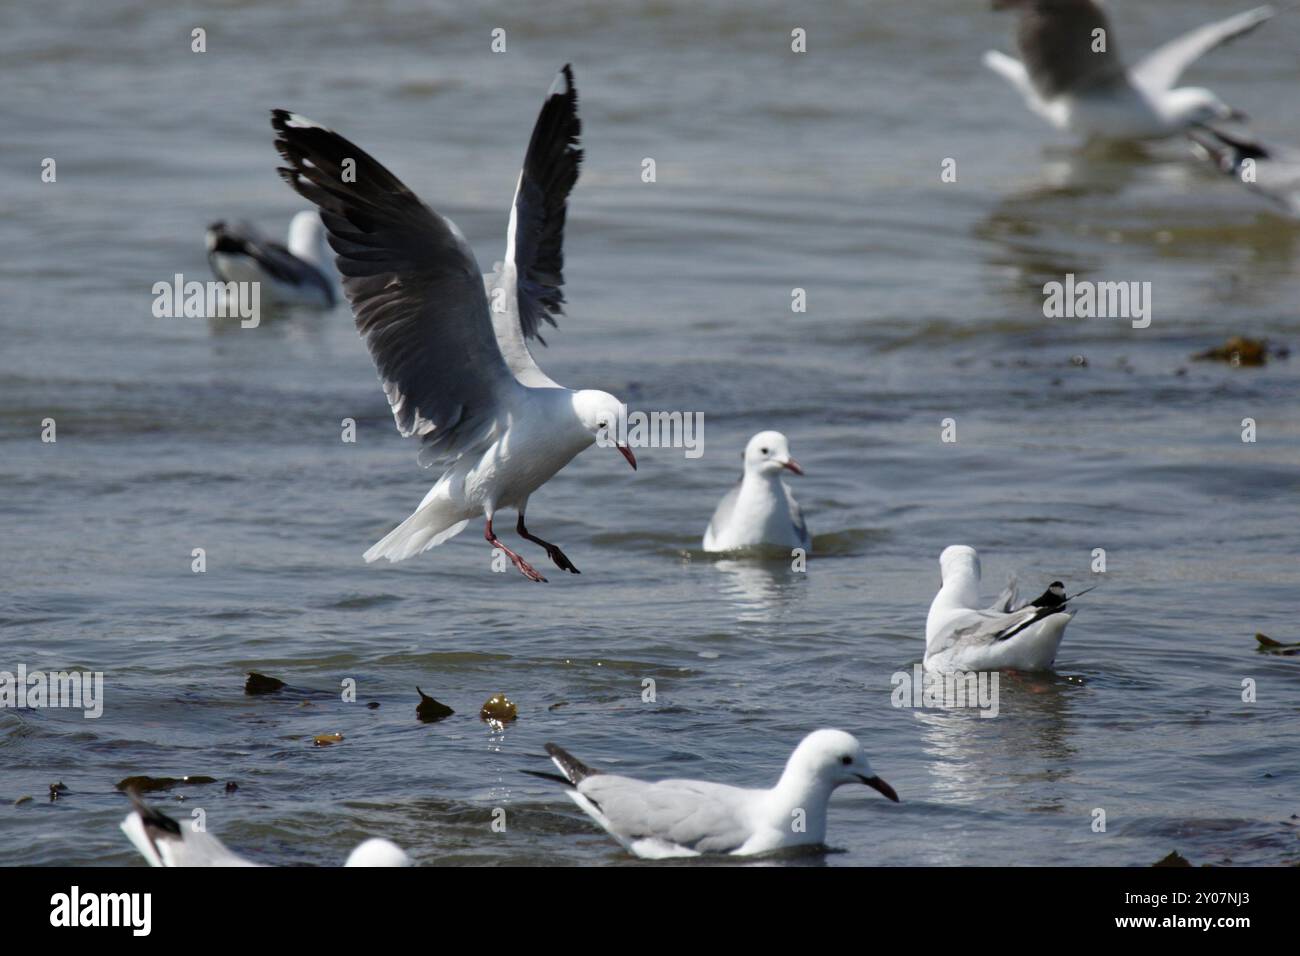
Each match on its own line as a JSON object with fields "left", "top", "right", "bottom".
{"left": 1190, "top": 127, "right": 1300, "bottom": 218}
{"left": 120, "top": 794, "right": 411, "bottom": 867}
{"left": 527, "top": 729, "right": 898, "bottom": 859}
{"left": 925, "top": 545, "right": 1095, "bottom": 672}
{"left": 206, "top": 211, "right": 339, "bottom": 307}
{"left": 702, "top": 431, "right": 810, "bottom": 554}
{"left": 272, "top": 66, "right": 636, "bottom": 582}
{"left": 984, "top": 0, "right": 1274, "bottom": 143}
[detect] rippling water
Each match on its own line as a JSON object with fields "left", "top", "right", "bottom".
{"left": 2, "top": 0, "right": 1299, "bottom": 866}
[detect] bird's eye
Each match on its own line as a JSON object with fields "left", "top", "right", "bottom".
{"left": 598, "top": 421, "right": 607, "bottom": 429}
{"left": 840, "top": 755, "right": 852, "bottom": 765}
{"left": 760, "top": 447, "right": 769, "bottom": 455}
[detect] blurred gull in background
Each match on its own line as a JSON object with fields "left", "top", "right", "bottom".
{"left": 984, "top": 0, "right": 1274, "bottom": 144}
{"left": 206, "top": 210, "right": 339, "bottom": 307}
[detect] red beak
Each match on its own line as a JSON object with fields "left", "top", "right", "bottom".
{"left": 781, "top": 458, "right": 804, "bottom": 476}
{"left": 618, "top": 444, "right": 637, "bottom": 470}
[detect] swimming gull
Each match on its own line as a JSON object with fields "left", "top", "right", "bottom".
{"left": 271, "top": 65, "right": 636, "bottom": 582}
{"left": 925, "top": 545, "right": 1094, "bottom": 672}
{"left": 206, "top": 210, "right": 339, "bottom": 307}
{"left": 703, "top": 430, "right": 810, "bottom": 554}
{"left": 984, "top": 1, "right": 1274, "bottom": 142}
{"left": 120, "top": 793, "right": 411, "bottom": 867}
{"left": 528, "top": 729, "right": 897, "bottom": 859}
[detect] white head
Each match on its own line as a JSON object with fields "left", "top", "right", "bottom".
{"left": 743, "top": 430, "right": 803, "bottom": 478}
{"left": 573, "top": 389, "right": 637, "bottom": 470}
{"left": 781, "top": 729, "right": 898, "bottom": 801}
{"left": 344, "top": 838, "right": 412, "bottom": 867}
{"left": 1162, "top": 87, "right": 1243, "bottom": 128}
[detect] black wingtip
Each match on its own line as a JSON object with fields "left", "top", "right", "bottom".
{"left": 544, "top": 742, "right": 598, "bottom": 784}
{"left": 125, "top": 790, "right": 182, "bottom": 838}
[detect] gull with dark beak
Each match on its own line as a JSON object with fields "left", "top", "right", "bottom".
{"left": 271, "top": 66, "right": 636, "bottom": 582}
{"left": 526, "top": 729, "right": 898, "bottom": 859}
{"left": 703, "top": 430, "right": 810, "bottom": 554}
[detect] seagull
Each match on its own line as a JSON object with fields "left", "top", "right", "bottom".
{"left": 206, "top": 211, "right": 339, "bottom": 307}
{"left": 924, "top": 545, "right": 1094, "bottom": 672}
{"left": 1190, "top": 127, "right": 1300, "bottom": 218}
{"left": 271, "top": 66, "right": 636, "bottom": 582}
{"left": 984, "top": 1, "right": 1274, "bottom": 143}
{"left": 702, "top": 431, "right": 810, "bottom": 554}
{"left": 527, "top": 729, "right": 898, "bottom": 859}
{"left": 119, "top": 793, "right": 411, "bottom": 867}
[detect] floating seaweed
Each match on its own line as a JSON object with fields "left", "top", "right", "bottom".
{"left": 480, "top": 693, "right": 518, "bottom": 724}
{"left": 244, "top": 672, "right": 287, "bottom": 695}
{"left": 1255, "top": 633, "right": 1300, "bottom": 656}
{"left": 1192, "top": 336, "right": 1285, "bottom": 367}
{"left": 415, "top": 687, "right": 454, "bottom": 723}
{"left": 1152, "top": 850, "right": 1192, "bottom": 867}
{"left": 313, "top": 733, "right": 344, "bottom": 746}
{"left": 115, "top": 775, "right": 217, "bottom": 793}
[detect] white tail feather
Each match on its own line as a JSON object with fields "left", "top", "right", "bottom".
{"left": 363, "top": 505, "right": 471, "bottom": 563}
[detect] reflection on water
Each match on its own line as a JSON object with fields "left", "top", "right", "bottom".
{"left": 709, "top": 557, "right": 808, "bottom": 622}
{"left": 915, "top": 672, "right": 1080, "bottom": 808}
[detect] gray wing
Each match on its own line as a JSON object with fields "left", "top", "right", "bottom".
{"left": 1008, "top": 0, "right": 1128, "bottom": 99}
{"left": 928, "top": 605, "right": 1046, "bottom": 657}
{"left": 273, "top": 110, "right": 517, "bottom": 467}
{"left": 988, "top": 573, "right": 1020, "bottom": 613}
{"left": 486, "top": 65, "right": 582, "bottom": 389}
{"left": 1132, "top": 6, "right": 1274, "bottom": 94}
{"left": 580, "top": 776, "right": 755, "bottom": 853}
{"left": 783, "top": 483, "right": 809, "bottom": 547}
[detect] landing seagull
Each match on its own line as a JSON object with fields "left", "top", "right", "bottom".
{"left": 120, "top": 793, "right": 411, "bottom": 867}
{"left": 984, "top": 0, "right": 1274, "bottom": 143}
{"left": 703, "top": 431, "right": 810, "bottom": 554}
{"left": 527, "top": 729, "right": 898, "bottom": 859}
{"left": 271, "top": 66, "right": 636, "bottom": 582}
{"left": 924, "top": 545, "right": 1094, "bottom": 672}
{"left": 206, "top": 211, "right": 339, "bottom": 307}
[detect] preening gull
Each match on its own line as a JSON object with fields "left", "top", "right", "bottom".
{"left": 206, "top": 210, "right": 339, "bottom": 307}
{"left": 272, "top": 66, "right": 636, "bottom": 582}
{"left": 984, "top": 1, "right": 1273, "bottom": 142}
{"left": 1190, "top": 127, "right": 1300, "bottom": 218}
{"left": 120, "top": 793, "right": 411, "bottom": 867}
{"left": 527, "top": 730, "right": 898, "bottom": 859}
{"left": 703, "top": 431, "right": 810, "bottom": 554}
{"left": 925, "top": 545, "right": 1094, "bottom": 672}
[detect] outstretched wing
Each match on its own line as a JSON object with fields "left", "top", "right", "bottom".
{"left": 1133, "top": 6, "right": 1274, "bottom": 94}
{"left": 272, "top": 110, "right": 518, "bottom": 467}
{"left": 1009, "top": 0, "right": 1128, "bottom": 99}
{"left": 487, "top": 64, "right": 583, "bottom": 389}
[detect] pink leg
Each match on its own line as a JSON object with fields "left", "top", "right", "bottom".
{"left": 485, "top": 517, "right": 547, "bottom": 582}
